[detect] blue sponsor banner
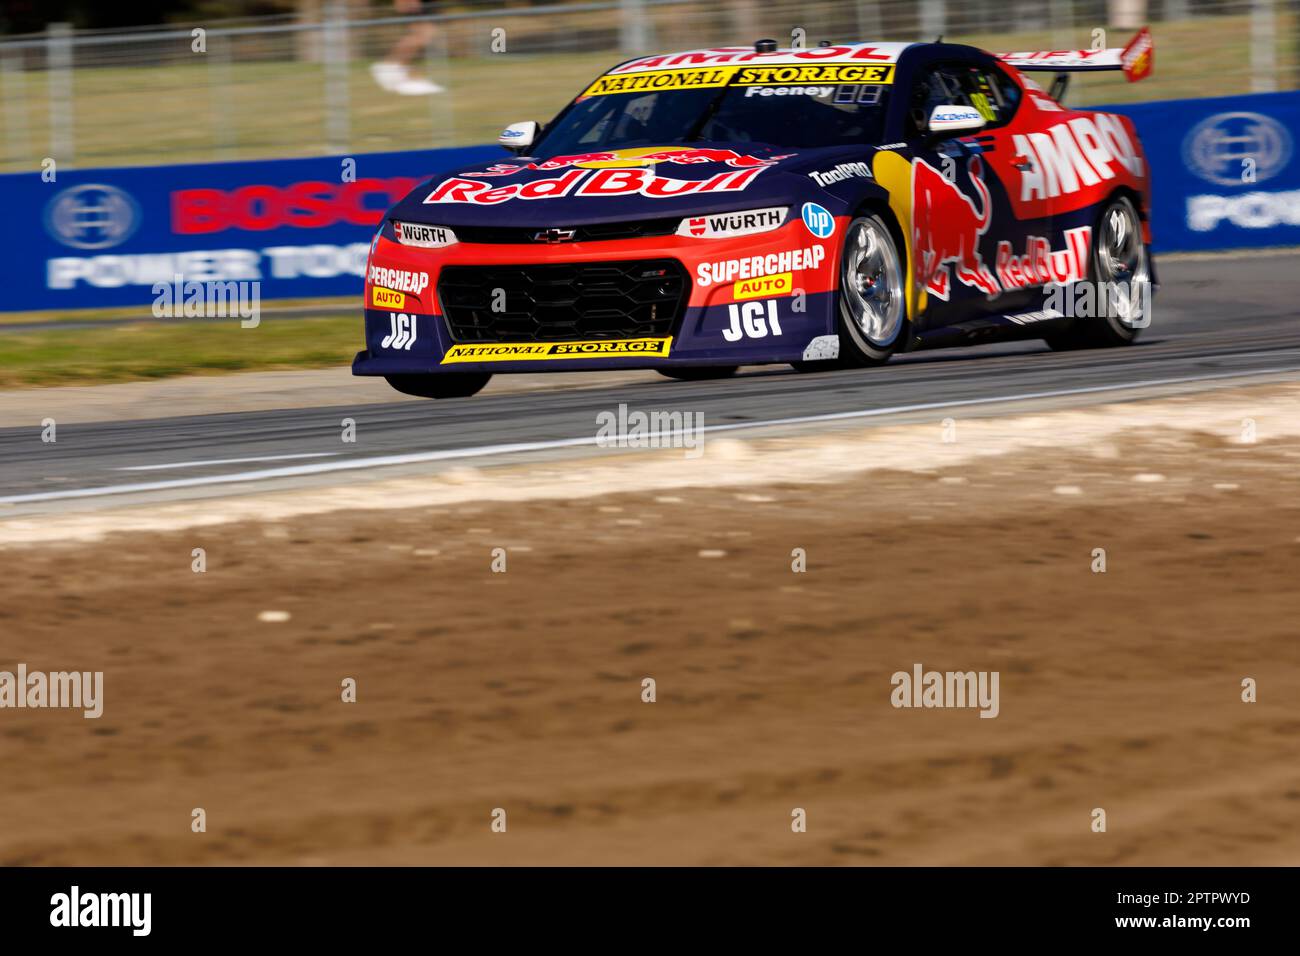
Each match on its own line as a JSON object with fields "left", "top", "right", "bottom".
{"left": 1104, "top": 90, "right": 1300, "bottom": 253}
{"left": 6, "top": 91, "right": 1297, "bottom": 315}
{"left": 0, "top": 145, "right": 504, "bottom": 313}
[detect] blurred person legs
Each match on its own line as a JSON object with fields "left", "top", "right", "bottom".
{"left": 370, "top": 0, "right": 445, "bottom": 95}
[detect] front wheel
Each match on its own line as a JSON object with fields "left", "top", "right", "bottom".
{"left": 837, "top": 213, "right": 909, "bottom": 366}
{"left": 384, "top": 373, "right": 491, "bottom": 399}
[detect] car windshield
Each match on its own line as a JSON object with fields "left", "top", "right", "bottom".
{"left": 533, "top": 83, "right": 891, "bottom": 156}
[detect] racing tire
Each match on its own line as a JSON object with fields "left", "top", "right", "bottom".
{"left": 1044, "top": 195, "right": 1151, "bottom": 351}
{"left": 836, "top": 213, "right": 910, "bottom": 367}
{"left": 655, "top": 366, "right": 738, "bottom": 381}
{"left": 384, "top": 373, "right": 491, "bottom": 399}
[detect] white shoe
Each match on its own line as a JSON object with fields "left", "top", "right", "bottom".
{"left": 370, "top": 61, "right": 407, "bottom": 92}
{"left": 394, "top": 74, "right": 445, "bottom": 96}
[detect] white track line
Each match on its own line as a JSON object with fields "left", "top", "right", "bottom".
{"left": 117, "top": 452, "right": 339, "bottom": 472}
{"left": 3, "top": 365, "right": 1299, "bottom": 507}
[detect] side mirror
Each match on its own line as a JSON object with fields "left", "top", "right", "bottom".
{"left": 498, "top": 121, "right": 539, "bottom": 152}
{"left": 927, "top": 104, "right": 985, "bottom": 139}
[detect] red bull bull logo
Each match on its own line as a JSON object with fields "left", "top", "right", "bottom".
{"left": 626, "top": 147, "right": 778, "bottom": 168}
{"left": 911, "top": 156, "right": 1000, "bottom": 301}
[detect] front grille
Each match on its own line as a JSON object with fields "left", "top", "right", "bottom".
{"left": 439, "top": 259, "right": 688, "bottom": 342}
{"left": 450, "top": 217, "right": 680, "bottom": 244}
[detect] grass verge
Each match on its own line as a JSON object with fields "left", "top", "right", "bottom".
{"left": 0, "top": 296, "right": 354, "bottom": 328}
{"left": 0, "top": 315, "right": 362, "bottom": 388}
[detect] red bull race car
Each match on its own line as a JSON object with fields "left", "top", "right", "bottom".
{"left": 354, "top": 33, "right": 1156, "bottom": 398}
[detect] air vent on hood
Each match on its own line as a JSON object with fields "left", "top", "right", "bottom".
{"left": 439, "top": 259, "right": 688, "bottom": 342}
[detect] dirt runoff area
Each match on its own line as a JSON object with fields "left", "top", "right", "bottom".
{"left": 2, "top": 383, "right": 1299, "bottom": 866}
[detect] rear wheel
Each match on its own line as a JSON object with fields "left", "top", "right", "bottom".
{"left": 837, "top": 214, "right": 908, "bottom": 366}
{"left": 656, "top": 366, "right": 738, "bottom": 381}
{"left": 1045, "top": 195, "right": 1150, "bottom": 351}
{"left": 384, "top": 373, "right": 491, "bottom": 399}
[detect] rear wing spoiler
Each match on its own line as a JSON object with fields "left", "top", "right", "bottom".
{"left": 997, "top": 27, "right": 1153, "bottom": 82}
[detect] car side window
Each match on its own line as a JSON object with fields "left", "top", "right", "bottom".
{"left": 907, "top": 61, "right": 1022, "bottom": 139}
{"left": 973, "top": 65, "right": 1021, "bottom": 129}
{"left": 906, "top": 67, "right": 965, "bottom": 141}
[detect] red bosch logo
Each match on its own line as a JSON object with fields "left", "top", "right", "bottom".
{"left": 171, "top": 177, "right": 419, "bottom": 234}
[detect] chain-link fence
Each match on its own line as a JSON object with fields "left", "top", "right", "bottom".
{"left": 0, "top": 0, "right": 1295, "bottom": 172}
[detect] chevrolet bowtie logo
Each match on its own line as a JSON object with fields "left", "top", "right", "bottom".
{"left": 535, "top": 228, "right": 577, "bottom": 243}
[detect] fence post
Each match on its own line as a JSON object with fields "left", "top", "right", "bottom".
{"left": 323, "top": 0, "right": 351, "bottom": 155}
{"left": 209, "top": 32, "right": 237, "bottom": 159}
{"left": 1, "top": 47, "right": 31, "bottom": 171}
{"left": 1250, "top": 0, "right": 1277, "bottom": 93}
{"left": 919, "top": 0, "right": 946, "bottom": 39}
{"left": 1049, "top": 0, "right": 1077, "bottom": 100}
{"left": 427, "top": 20, "right": 454, "bottom": 148}
{"left": 1295, "top": 0, "right": 1300, "bottom": 89}
{"left": 620, "top": 0, "right": 649, "bottom": 54}
{"left": 47, "top": 22, "right": 74, "bottom": 168}
{"left": 1050, "top": 0, "right": 1073, "bottom": 49}
{"left": 856, "top": 1, "right": 882, "bottom": 40}
{"left": 1107, "top": 1, "right": 1146, "bottom": 30}
{"left": 298, "top": 0, "right": 324, "bottom": 64}
{"left": 729, "top": 0, "right": 758, "bottom": 43}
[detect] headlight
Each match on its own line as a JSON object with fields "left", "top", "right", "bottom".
{"left": 392, "top": 220, "right": 458, "bottom": 248}
{"left": 675, "top": 206, "right": 788, "bottom": 239}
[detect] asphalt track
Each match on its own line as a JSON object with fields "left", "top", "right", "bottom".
{"left": 2, "top": 253, "right": 1299, "bottom": 516}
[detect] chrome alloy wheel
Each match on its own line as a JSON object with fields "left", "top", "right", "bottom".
{"left": 840, "top": 216, "right": 904, "bottom": 347}
{"left": 1096, "top": 198, "right": 1150, "bottom": 327}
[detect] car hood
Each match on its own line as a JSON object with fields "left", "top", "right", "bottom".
{"left": 387, "top": 142, "right": 877, "bottom": 228}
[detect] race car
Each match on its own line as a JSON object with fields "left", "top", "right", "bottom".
{"left": 353, "top": 32, "right": 1155, "bottom": 398}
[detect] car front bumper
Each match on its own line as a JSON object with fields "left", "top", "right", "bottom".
{"left": 351, "top": 218, "right": 844, "bottom": 376}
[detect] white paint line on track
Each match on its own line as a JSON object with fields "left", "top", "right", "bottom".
{"left": 1159, "top": 245, "right": 1300, "bottom": 262}
{"left": 117, "top": 452, "right": 339, "bottom": 472}
{"left": 4, "top": 365, "right": 1300, "bottom": 507}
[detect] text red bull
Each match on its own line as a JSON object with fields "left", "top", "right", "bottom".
{"left": 424, "top": 165, "right": 767, "bottom": 205}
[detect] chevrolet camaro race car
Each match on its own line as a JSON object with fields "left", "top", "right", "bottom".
{"left": 353, "top": 33, "right": 1156, "bottom": 398}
